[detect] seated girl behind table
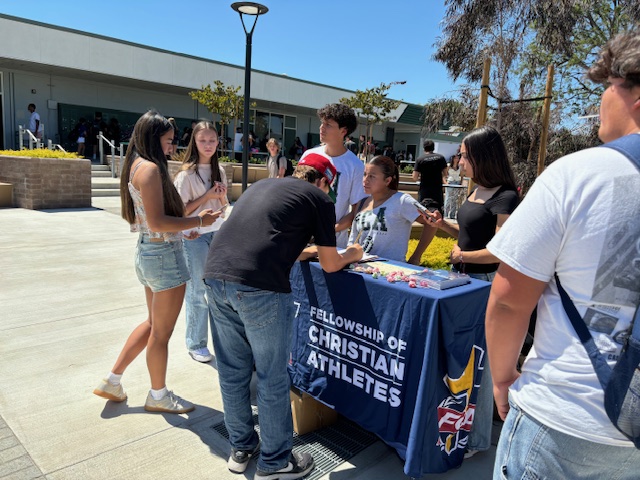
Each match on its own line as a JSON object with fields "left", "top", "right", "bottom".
{"left": 347, "top": 155, "right": 437, "bottom": 264}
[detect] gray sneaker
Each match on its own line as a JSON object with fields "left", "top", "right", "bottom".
{"left": 93, "top": 379, "right": 127, "bottom": 402}
{"left": 144, "top": 390, "right": 195, "bottom": 414}
{"left": 254, "top": 451, "right": 314, "bottom": 480}
{"left": 228, "top": 441, "right": 260, "bottom": 474}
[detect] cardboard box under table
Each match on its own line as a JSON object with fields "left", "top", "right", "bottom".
{"left": 290, "top": 386, "right": 338, "bottom": 435}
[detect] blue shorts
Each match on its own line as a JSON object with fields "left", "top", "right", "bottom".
{"left": 134, "top": 235, "right": 190, "bottom": 292}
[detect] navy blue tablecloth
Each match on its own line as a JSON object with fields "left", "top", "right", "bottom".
{"left": 288, "top": 260, "right": 491, "bottom": 477}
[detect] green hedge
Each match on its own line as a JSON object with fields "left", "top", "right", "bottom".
{"left": 406, "top": 236, "right": 456, "bottom": 269}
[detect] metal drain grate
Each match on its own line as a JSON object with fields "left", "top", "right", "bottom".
{"left": 211, "top": 407, "right": 378, "bottom": 480}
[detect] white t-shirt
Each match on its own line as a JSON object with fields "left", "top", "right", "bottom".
{"left": 29, "top": 111, "right": 41, "bottom": 133}
{"left": 347, "top": 192, "right": 418, "bottom": 262}
{"left": 302, "top": 145, "right": 366, "bottom": 248}
{"left": 173, "top": 164, "right": 228, "bottom": 234}
{"left": 446, "top": 167, "right": 461, "bottom": 185}
{"left": 233, "top": 133, "right": 243, "bottom": 152}
{"left": 487, "top": 140, "right": 640, "bottom": 446}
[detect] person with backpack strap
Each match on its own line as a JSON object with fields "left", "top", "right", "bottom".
{"left": 484, "top": 30, "right": 640, "bottom": 478}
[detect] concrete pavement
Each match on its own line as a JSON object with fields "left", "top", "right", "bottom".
{"left": 0, "top": 197, "right": 498, "bottom": 479}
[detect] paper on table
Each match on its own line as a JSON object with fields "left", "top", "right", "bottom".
{"left": 337, "top": 248, "right": 379, "bottom": 262}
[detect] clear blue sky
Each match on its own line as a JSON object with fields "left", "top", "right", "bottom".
{"left": 0, "top": 0, "right": 464, "bottom": 105}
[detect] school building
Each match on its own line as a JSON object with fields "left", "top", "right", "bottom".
{"left": 0, "top": 14, "right": 427, "bottom": 157}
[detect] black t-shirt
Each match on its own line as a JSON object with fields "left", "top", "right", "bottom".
{"left": 204, "top": 177, "right": 337, "bottom": 293}
{"left": 414, "top": 153, "right": 447, "bottom": 204}
{"left": 456, "top": 186, "right": 519, "bottom": 273}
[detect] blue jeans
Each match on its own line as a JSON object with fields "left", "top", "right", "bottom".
{"left": 183, "top": 231, "right": 215, "bottom": 351}
{"left": 467, "top": 270, "right": 496, "bottom": 451}
{"left": 204, "top": 278, "right": 293, "bottom": 473}
{"left": 494, "top": 402, "right": 640, "bottom": 479}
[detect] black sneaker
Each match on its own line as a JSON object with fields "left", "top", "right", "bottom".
{"left": 228, "top": 442, "right": 260, "bottom": 474}
{"left": 254, "top": 451, "right": 314, "bottom": 480}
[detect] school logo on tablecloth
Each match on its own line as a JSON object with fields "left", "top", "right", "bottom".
{"left": 436, "top": 345, "right": 485, "bottom": 455}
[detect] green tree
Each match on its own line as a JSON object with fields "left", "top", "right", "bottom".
{"left": 339, "top": 81, "right": 404, "bottom": 151}
{"left": 522, "top": 1, "right": 640, "bottom": 115}
{"left": 422, "top": 86, "right": 478, "bottom": 133}
{"left": 432, "top": 1, "right": 639, "bottom": 193}
{"left": 434, "top": 0, "right": 640, "bottom": 117}
{"left": 189, "top": 80, "right": 248, "bottom": 150}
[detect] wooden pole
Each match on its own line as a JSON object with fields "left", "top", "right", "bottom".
{"left": 467, "top": 58, "right": 492, "bottom": 194}
{"left": 476, "top": 58, "right": 491, "bottom": 128}
{"left": 537, "top": 64, "right": 554, "bottom": 176}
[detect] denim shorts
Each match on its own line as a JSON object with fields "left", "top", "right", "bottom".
{"left": 134, "top": 235, "right": 190, "bottom": 292}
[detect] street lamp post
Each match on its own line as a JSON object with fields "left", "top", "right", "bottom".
{"left": 231, "top": 2, "right": 269, "bottom": 192}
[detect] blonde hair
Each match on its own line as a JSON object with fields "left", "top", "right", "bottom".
{"left": 178, "top": 121, "right": 222, "bottom": 184}
{"left": 267, "top": 138, "right": 281, "bottom": 149}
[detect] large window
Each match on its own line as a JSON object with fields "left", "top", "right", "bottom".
{"left": 242, "top": 110, "right": 296, "bottom": 154}
{"left": 284, "top": 115, "right": 297, "bottom": 157}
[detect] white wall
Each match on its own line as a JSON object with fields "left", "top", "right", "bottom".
{"left": 433, "top": 142, "right": 460, "bottom": 162}
{"left": 0, "top": 16, "right": 357, "bottom": 111}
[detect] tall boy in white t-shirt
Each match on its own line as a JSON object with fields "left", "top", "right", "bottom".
{"left": 300, "top": 104, "right": 366, "bottom": 248}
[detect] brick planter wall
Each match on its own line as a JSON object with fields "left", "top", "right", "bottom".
{"left": 0, "top": 155, "right": 91, "bottom": 209}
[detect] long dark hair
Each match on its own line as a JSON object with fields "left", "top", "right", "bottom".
{"left": 120, "top": 110, "right": 184, "bottom": 223}
{"left": 369, "top": 155, "right": 399, "bottom": 190}
{"left": 178, "top": 121, "right": 222, "bottom": 184}
{"left": 463, "top": 126, "right": 517, "bottom": 190}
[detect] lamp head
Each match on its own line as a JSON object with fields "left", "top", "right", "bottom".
{"left": 231, "top": 2, "right": 269, "bottom": 15}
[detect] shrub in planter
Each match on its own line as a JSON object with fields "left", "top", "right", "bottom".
{"left": 0, "top": 148, "right": 81, "bottom": 159}
{"left": 0, "top": 149, "right": 90, "bottom": 209}
{"left": 406, "top": 236, "right": 456, "bottom": 269}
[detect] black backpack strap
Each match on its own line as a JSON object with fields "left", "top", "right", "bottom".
{"left": 554, "top": 273, "right": 612, "bottom": 388}
{"left": 600, "top": 133, "right": 640, "bottom": 171}
{"left": 355, "top": 197, "right": 368, "bottom": 214}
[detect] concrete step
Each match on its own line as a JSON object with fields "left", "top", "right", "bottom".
{"left": 91, "top": 164, "right": 111, "bottom": 172}
{"left": 92, "top": 188, "right": 120, "bottom": 197}
{"left": 91, "top": 178, "right": 120, "bottom": 189}
{"left": 91, "top": 170, "right": 113, "bottom": 178}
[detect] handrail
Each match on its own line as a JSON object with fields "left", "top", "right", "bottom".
{"left": 46, "top": 139, "right": 67, "bottom": 153}
{"left": 97, "top": 131, "right": 122, "bottom": 178}
{"left": 18, "top": 125, "right": 44, "bottom": 150}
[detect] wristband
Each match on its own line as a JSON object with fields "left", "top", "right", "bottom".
{"left": 459, "top": 251, "right": 463, "bottom": 264}
{"left": 198, "top": 216, "right": 203, "bottom": 230}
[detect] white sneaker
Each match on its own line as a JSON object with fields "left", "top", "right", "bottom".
{"left": 144, "top": 390, "right": 195, "bottom": 414}
{"left": 189, "top": 347, "right": 213, "bottom": 363}
{"left": 93, "top": 379, "right": 127, "bottom": 402}
{"left": 464, "top": 449, "right": 480, "bottom": 459}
